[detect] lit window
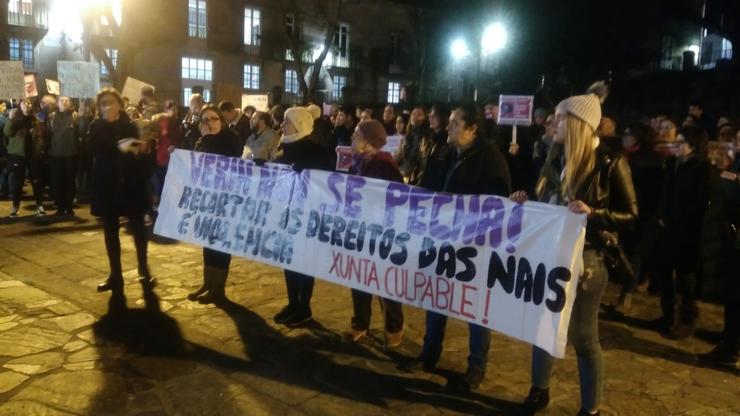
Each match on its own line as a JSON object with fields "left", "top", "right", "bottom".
{"left": 183, "top": 88, "right": 211, "bottom": 105}
{"left": 9, "top": 0, "right": 32, "bottom": 15}
{"left": 332, "top": 75, "right": 347, "bottom": 101}
{"left": 100, "top": 48, "right": 118, "bottom": 77}
{"left": 285, "top": 70, "right": 299, "bottom": 94}
{"left": 721, "top": 38, "right": 733, "bottom": 60}
{"left": 243, "top": 64, "right": 260, "bottom": 90}
{"left": 387, "top": 82, "right": 401, "bottom": 104}
{"left": 181, "top": 57, "right": 213, "bottom": 81}
{"left": 244, "top": 8, "right": 261, "bottom": 46}
{"left": 188, "top": 0, "right": 207, "bottom": 39}
{"left": 9, "top": 37, "right": 33, "bottom": 68}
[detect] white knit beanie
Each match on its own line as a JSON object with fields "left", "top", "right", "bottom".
{"left": 281, "top": 106, "right": 314, "bottom": 143}
{"left": 556, "top": 81, "right": 609, "bottom": 132}
{"left": 307, "top": 104, "right": 322, "bottom": 120}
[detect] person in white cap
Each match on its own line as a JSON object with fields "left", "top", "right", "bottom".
{"left": 510, "top": 82, "right": 638, "bottom": 416}
{"left": 272, "top": 106, "right": 334, "bottom": 327}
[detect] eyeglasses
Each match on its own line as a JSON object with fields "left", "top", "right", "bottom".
{"left": 201, "top": 116, "right": 220, "bottom": 124}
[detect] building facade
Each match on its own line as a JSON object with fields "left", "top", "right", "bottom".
{"left": 0, "top": 0, "right": 422, "bottom": 108}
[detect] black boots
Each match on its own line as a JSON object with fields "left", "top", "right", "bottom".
{"left": 190, "top": 266, "right": 228, "bottom": 306}
{"left": 97, "top": 273, "right": 124, "bottom": 293}
{"left": 523, "top": 386, "right": 550, "bottom": 413}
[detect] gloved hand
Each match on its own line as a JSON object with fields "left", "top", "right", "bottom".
{"left": 292, "top": 162, "right": 306, "bottom": 173}
{"left": 253, "top": 158, "right": 266, "bottom": 167}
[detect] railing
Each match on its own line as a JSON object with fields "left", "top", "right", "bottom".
{"left": 7, "top": 1, "right": 48, "bottom": 29}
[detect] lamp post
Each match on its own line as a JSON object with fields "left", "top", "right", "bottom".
{"left": 448, "top": 22, "right": 508, "bottom": 102}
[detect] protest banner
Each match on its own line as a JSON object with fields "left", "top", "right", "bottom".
{"left": 0, "top": 61, "right": 25, "bottom": 99}
{"left": 241, "top": 94, "right": 269, "bottom": 112}
{"left": 24, "top": 74, "right": 38, "bottom": 98}
{"left": 498, "top": 95, "right": 534, "bottom": 145}
{"left": 121, "top": 77, "right": 155, "bottom": 103}
{"left": 383, "top": 134, "right": 403, "bottom": 156}
{"left": 155, "top": 150, "right": 586, "bottom": 357}
{"left": 46, "top": 79, "right": 60, "bottom": 95}
{"left": 57, "top": 61, "right": 101, "bottom": 98}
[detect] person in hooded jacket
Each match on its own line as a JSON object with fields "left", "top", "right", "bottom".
{"left": 345, "top": 119, "right": 405, "bottom": 347}
{"left": 90, "top": 87, "right": 155, "bottom": 307}
{"left": 186, "top": 104, "right": 243, "bottom": 306}
{"left": 47, "top": 96, "right": 80, "bottom": 216}
{"left": 272, "top": 107, "right": 334, "bottom": 327}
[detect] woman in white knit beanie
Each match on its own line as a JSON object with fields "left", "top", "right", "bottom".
{"left": 511, "top": 82, "right": 638, "bottom": 416}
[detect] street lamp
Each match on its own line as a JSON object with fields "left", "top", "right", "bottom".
{"left": 481, "top": 22, "right": 507, "bottom": 56}
{"left": 451, "top": 38, "right": 470, "bottom": 61}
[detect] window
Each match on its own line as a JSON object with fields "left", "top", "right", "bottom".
{"left": 335, "top": 24, "right": 349, "bottom": 59}
{"left": 243, "top": 64, "right": 260, "bottom": 90}
{"left": 721, "top": 38, "right": 733, "bottom": 60}
{"left": 387, "top": 82, "right": 401, "bottom": 104}
{"left": 244, "top": 8, "right": 261, "bottom": 46}
{"left": 100, "top": 48, "right": 118, "bottom": 77}
{"left": 99, "top": 0, "right": 122, "bottom": 26}
{"left": 332, "top": 75, "right": 347, "bottom": 102}
{"left": 8, "top": 0, "right": 32, "bottom": 15}
{"left": 390, "top": 33, "right": 400, "bottom": 64}
{"left": 183, "top": 88, "right": 211, "bottom": 105}
{"left": 181, "top": 57, "right": 213, "bottom": 81}
{"left": 9, "top": 37, "right": 34, "bottom": 68}
{"left": 285, "top": 70, "right": 299, "bottom": 94}
{"left": 188, "top": 0, "right": 207, "bottom": 38}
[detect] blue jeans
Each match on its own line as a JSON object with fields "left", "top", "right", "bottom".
{"left": 531, "top": 249, "right": 607, "bottom": 413}
{"left": 421, "top": 311, "right": 491, "bottom": 370}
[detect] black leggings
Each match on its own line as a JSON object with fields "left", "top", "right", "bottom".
{"left": 102, "top": 214, "right": 148, "bottom": 277}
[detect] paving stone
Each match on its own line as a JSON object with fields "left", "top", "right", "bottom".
{"left": 0, "top": 400, "right": 76, "bottom": 416}
{"left": 3, "top": 351, "right": 65, "bottom": 375}
{"left": 0, "top": 321, "right": 19, "bottom": 331}
{"left": 48, "top": 312, "right": 97, "bottom": 332}
{"left": 0, "top": 371, "right": 29, "bottom": 393}
{"left": 63, "top": 361, "right": 96, "bottom": 371}
{"left": 46, "top": 301, "right": 82, "bottom": 316}
{"left": 11, "top": 370, "right": 127, "bottom": 414}
{"left": 63, "top": 339, "right": 88, "bottom": 352}
{"left": 0, "top": 326, "right": 70, "bottom": 357}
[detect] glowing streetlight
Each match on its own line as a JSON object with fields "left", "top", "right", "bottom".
{"left": 451, "top": 38, "right": 470, "bottom": 61}
{"left": 481, "top": 22, "right": 507, "bottom": 56}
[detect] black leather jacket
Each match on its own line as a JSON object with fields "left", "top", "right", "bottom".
{"left": 537, "top": 143, "right": 639, "bottom": 246}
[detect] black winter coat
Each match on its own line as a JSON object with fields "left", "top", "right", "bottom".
{"left": 440, "top": 137, "right": 511, "bottom": 197}
{"left": 195, "top": 128, "right": 242, "bottom": 158}
{"left": 89, "top": 113, "right": 152, "bottom": 217}
{"left": 273, "top": 134, "right": 334, "bottom": 172}
{"left": 621, "top": 149, "right": 665, "bottom": 256}
{"left": 229, "top": 114, "right": 252, "bottom": 148}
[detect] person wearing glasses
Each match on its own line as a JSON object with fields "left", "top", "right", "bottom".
{"left": 186, "top": 104, "right": 243, "bottom": 306}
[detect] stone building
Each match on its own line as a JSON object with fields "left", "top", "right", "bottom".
{"left": 0, "top": 0, "right": 422, "bottom": 108}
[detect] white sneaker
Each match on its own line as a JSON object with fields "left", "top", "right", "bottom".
{"left": 9, "top": 206, "right": 19, "bottom": 218}
{"left": 36, "top": 206, "right": 46, "bottom": 216}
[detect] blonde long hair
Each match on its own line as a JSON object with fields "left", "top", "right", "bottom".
{"left": 561, "top": 115, "right": 597, "bottom": 201}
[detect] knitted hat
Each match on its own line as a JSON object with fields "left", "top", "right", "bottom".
{"left": 307, "top": 104, "right": 322, "bottom": 120}
{"left": 556, "top": 81, "right": 609, "bottom": 132}
{"left": 281, "top": 106, "right": 314, "bottom": 143}
{"left": 357, "top": 119, "right": 387, "bottom": 149}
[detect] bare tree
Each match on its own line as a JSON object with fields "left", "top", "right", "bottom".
{"left": 285, "top": 0, "right": 344, "bottom": 104}
{"left": 80, "top": 4, "right": 128, "bottom": 88}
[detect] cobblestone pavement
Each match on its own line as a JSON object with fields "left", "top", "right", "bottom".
{"left": 0, "top": 197, "right": 738, "bottom": 416}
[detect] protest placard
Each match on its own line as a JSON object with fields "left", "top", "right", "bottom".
{"left": 335, "top": 146, "right": 354, "bottom": 172}
{"left": 498, "top": 95, "right": 534, "bottom": 126}
{"left": 57, "top": 61, "right": 101, "bottom": 98}
{"left": 24, "top": 74, "right": 38, "bottom": 98}
{"left": 155, "top": 150, "right": 586, "bottom": 357}
{"left": 121, "top": 77, "right": 155, "bottom": 103}
{"left": 383, "top": 134, "right": 403, "bottom": 156}
{"left": 45, "top": 79, "right": 60, "bottom": 95}
{"left": 241, "top": 94, "right": 269, "bottom": 112}
{"left": 0, "top": 61, "right": 25, "bottom": 99}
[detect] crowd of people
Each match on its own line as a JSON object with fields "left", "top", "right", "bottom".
{"left": 0, "top": 80, "right": 738, "bottom": 416}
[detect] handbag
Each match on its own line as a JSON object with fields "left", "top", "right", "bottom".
{"left": 598, "top": 230, "right": 635, "bottom": 279}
